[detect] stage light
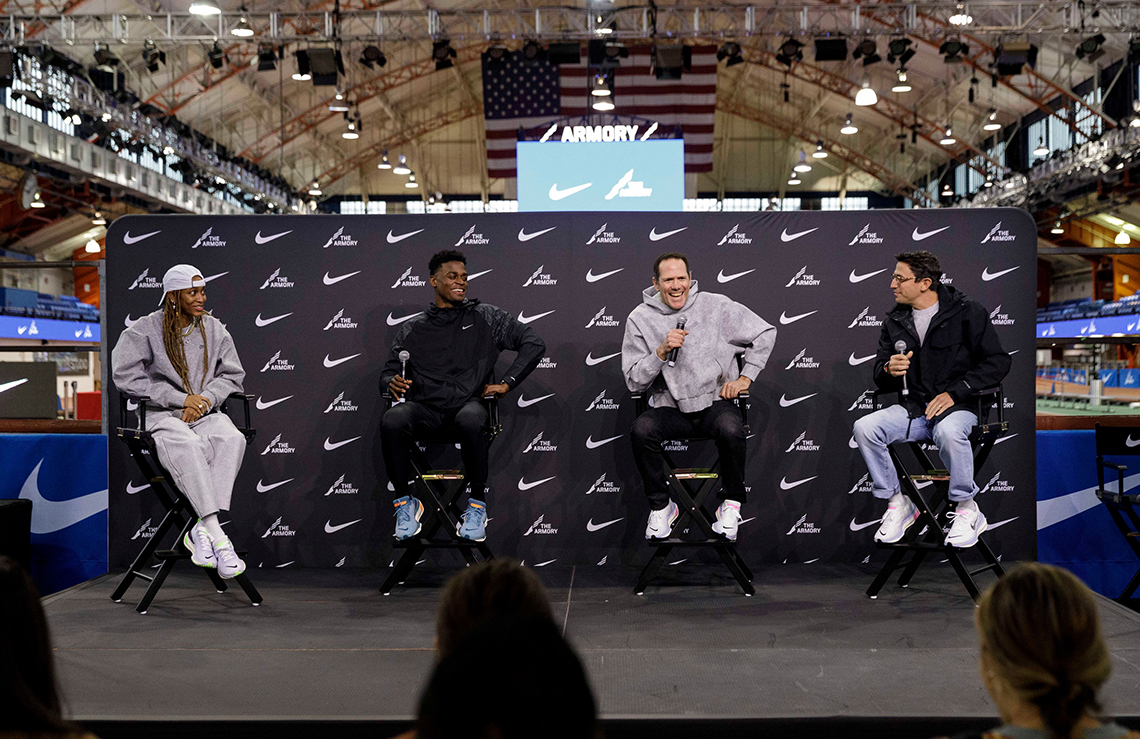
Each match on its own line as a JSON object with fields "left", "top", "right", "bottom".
{"left": 1117, "top": 230, "right": 1132, "bottom": 245}
{"left": 342, "top": 121, "right": 359, "bottom": 140}
{"left": 257, "top": 43, "right": 277, "bottom": 71}
{"left": 949, "top": 4, "right": 973, "bottom": 25}
{"left": 85, "top": 239, "right": 101, "bottom": 253}
{"left": 855, "top": 78, "right": 877, "bottom": 106}
{"left": 92, "top": 211, "right": 106, "bottom": 225}
{"left": 1076, "top": 34, "right": 1106, "bottom": 63}
{"left": 393, "top": 155, "right": 411, "bottom": 175}
{"left": 941, "top": 182, "right": 954, "bottom": 196}
{"left": 232, "top": 10, "right": 254, "bottom": 37}
{"left": 405, "top": 173, "right": 419, "bottom": 189}
{"left": 592, "top": 95, "right": 615, "bottom": 111}
{"left": 1051, "top": 221, "right": 1064, "bottom": 234}
{"left": 852, "top": 39, "right": 881, "bottom": 66}
{"left": 189, "top": 1, "right": 221, "bottom": 15}
{"left": 939, "top": 39, "right": 969, "bottom": 63}
{"left": 787, "top": 171, "right": 801, "bottom": 186}
{"left": 812, "top": 140, "right": 827, "bottom": 159}
{"left": 360, "top": 45, "right": 386, "bottom": 69}
{"left": 840, "top": 112, "right": 857, "bottom": 135}
{"left": 433, "top": 40, "right": 457, "bottom": 71}
{"left": 93, "top": 44, "right": 120, "bottom": 68}
{"left": 591, "top": 73, "right": 612, "bottom": 96}
{"left": 208, "top": 43, "right": 225, "bottom": 69}
{"left": 983, "top": 109, "right": 1001, "bottom": 131}
{"left": 522, "top": 40, "right": 545, "bottom": 63}
{"left": 293, "top": 50, "right": 311, "bottom": 80}
{"left": 378, "top": 151, "right": 392, "bottom": 169}
{"left": 718, "top": 41, "right": 744, "bottom": 67}
{"left": 891, "top": 68, "right": 911, "bottom": 93}
{"left": 485, "top": 44, "right": 508, "bottom": 62}
{"left": 940, "top": 126, "right": 956, "bottom": 145}
{"left": 994, "top": 42, "right": 1038, "bottom": 76}
{"left": 794, "top": 151, "right": 812, "bottom": 173}
{"left": 887, "top": 38, "right": 915, "bottom": 66}
{"left": 142, "top": 40, "right": 165, "bottom": 72}
{"left": 308, "top": 181, "right": 322, "bottom": 196}
{"left": 1033, "top": 138, "right": 1049, "bottom": 157}
{"left": 328, "top": 89, "right": 350, "bottom": 112}
{"left": 30, "top": 190, "right": 45, "bottom": 208}
{"left": 776, "top": 39, "right": 803, "bottom": 67}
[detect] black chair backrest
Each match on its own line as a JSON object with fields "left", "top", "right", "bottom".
{"left": 1094, "top": 423, "right": 1140, "bottom": 457}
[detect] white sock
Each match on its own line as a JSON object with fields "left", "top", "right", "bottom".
{"left": 957, "top": 499, "right": 978, "bottom": 513}
{"left": 200, "top": 513, "right": 225, "bottom": 541}
{"left": 887, "top": 492, "right": 906, "bottom": 507}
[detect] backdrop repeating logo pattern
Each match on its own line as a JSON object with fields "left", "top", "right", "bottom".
{"left": 106, "top": 210, "right": 1035, "bottom": 569}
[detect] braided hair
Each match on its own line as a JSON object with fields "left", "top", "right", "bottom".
{"left": 161, "top": 290, "right": 209, "bottom": 395}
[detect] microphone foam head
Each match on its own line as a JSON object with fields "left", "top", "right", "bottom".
{"left": 398, "top": 350, "right": 410, "bottom": 362}
{"left": 894, "top": 340, "right": 907, "bottom": 353}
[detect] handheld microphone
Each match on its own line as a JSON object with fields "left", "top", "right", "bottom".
{"left": 397, "top": 350, "right": 410, "bottom": 403}
{"left": 668, "top": 317, "right": 687, "bottom": 367}
{"left": 894, "top": 340, "right": 909, "bottom": 397}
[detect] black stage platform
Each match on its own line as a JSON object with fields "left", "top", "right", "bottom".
{"left": 44, "top": 563, "right": 1140, "bottom": 739}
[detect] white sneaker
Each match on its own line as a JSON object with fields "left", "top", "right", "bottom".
{"left": 945, "top": 503, "right": 987, "bottom": 548}
{"left": 874, "top": 497, "right": 919, "bottom": 544}
{"left": 212, "top": 537, "right": 246, "bottom": 579}
{"left": 645, "top": 500, "right": 680, "bottom": 540}
{"left": 182, "top": 522, "right": 216, "bottom": 569}
{"left": 712, "top": 500, "right": 743, "bottom": 541}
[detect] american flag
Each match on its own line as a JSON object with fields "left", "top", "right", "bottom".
{"left": 482, "top": 45, "right": 717, "bottom": 180}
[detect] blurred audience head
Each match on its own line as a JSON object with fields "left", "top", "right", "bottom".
{"left": 975, "top": 563, "right": 1111, "bottom": 739}
{"left": 435, "top": 558, "right": 555, "bottom": 657}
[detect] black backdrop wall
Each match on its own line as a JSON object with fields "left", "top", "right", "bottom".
{"left": 106, "top": 209, "right": 1036, "bottom": 570}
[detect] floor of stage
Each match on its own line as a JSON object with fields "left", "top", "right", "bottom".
{"left": 45, "top": 562, "right": 1140, "bottom": 736}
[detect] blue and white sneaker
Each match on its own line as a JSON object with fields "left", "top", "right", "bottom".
{"left": 393, "top": 495, "right": 424, "bottom": 540}
{"left": 457, "top": 499, "right": 488, "bottom": 542}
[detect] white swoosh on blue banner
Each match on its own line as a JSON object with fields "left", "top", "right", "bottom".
{"left": 1037, "top": 473, "right": 1140, "bottom": 530}
{"left": 19, "top": 460, "right": 107, "bottom": 534}
{"left": 549, "top": 183, "right": 592, "bottom": 201}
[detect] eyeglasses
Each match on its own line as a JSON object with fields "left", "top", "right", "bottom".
{"left": 890, "top": 273, "right": 915, "bottom": 285}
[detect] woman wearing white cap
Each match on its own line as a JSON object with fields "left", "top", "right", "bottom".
{"left": 111, "top": 264, "right": 248, "bottom": 578}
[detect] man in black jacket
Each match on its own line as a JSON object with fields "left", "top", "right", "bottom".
{"left": 380, "top": 249, "right": 546, "bottom": 542}
{"left": 851, "top": 250, "right": 1011, "bottom": 548}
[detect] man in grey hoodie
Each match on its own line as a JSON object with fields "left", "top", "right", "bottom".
{"left": 622, "top": 252, "right": 777, "bottom": 542}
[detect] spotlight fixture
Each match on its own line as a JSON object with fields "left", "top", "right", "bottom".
{"left": 207, "top": 43, "right": 225, "bottom": 69}
{"left": 142, "top": 40, "right": 165, "bottom": 73}
{"left": 92, "top": 211, "right": 106, "bottom": 225}
{"left": 592, "top": 94, "right": 615, "bottom": 112}
{"left": 891, "top": 68, "right": 911, "bottom": 93}
{"left": 852, "top": 39, "right": 881, "bottom": 66}
{"left": 717, "top": 41, "right": 744, "bottom": 67}
{"left": 93, "top": 44, "right": 120, "bottom": 68}
{"left": 393, "top": 155, "right": 411, "bottom": 175}
{"left": 840, "top": 112, "right": 858, "bottom": 134}
{"left": 949, "top": 4, "right": 973, "bottom": 25}
{"left": 1033, "top": 138, "right": 1049, "bottom": 157}
{"left": 939, "top": 39, "right": 969, "bottom": 62}
{"left": 1117, "top": 230, "right": 1132, "bottom": 245}
{"left": 983, "top": 109, "right": 1001, "bottom": 131}
{"left": 485, "top": 44, "right": 508, "bottom": 63}
{"left": 1076, "top": 34, "right": 1106, "bottom": 63}
{"left": 342, "top": 121, "right": 359, "bottom": 140}
{"left": 521, "top": 40, "right": 546, "bottom": 63}
{"left": 1051, "top": 221, "right": 1064, "bottom": 234}
{"left": 994, "top": 42, "right": 1038, "bottom": 76}
{"left": 292, "top": 50, "right": 311, "bottom": 80}
{"left": 405, "top": 173, "right": 419, "bottom": 189}
{"left": 887, "top": 38, "right": 915, "bottom": 66}
{"left": 941, "top": 182, "right": 954, "bottom": 196}
{"left": 30, "top": 190, "right": 45, "bottom": 208}
{"left": 776, "top": 39, "right": 804, "bottom": 67}
{"left": 794, "top": 151, "right": 812, "bottom": 173}
{"left": 812, "top": 140, "right": 828, "bottom": 158}
{"left": 787, "top": 171, "right": 802, "bottom": 186}
{"left": 308, "top": 181, "right": 322, "bottom": 196}
{"left": 940, "top": 126, "right": 956, "bottom": 145}
{"left": 85, "top": 239, "right": 101, "bottom": 254}
{"left": 433, "top": 39, "right": 457, "bottom": 71}
{"left": 232, "top": 10, "right": 254, "bottom": 37}
{"left": 188, "top": 0, "right": 221, "bottom": 15}
{"left": 855, "top": 78, "right": 878, "bottom": 106}
{"left": 591, "top": 73, "right": 612, "bottom": 97}
{"left": 360, "top": 45, "right": 386, "bottom": 69}
{"left": 257, "top": 43, "right": 277, "bottom": 71}
{"left": 328, "top": 89, "right": 350, "bottom": 112}
{"left": 377, "top": 151, "right": 392, "bottom": 169}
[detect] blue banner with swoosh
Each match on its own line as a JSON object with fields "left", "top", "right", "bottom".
{"left": 0, "top": 314, "right": 100, "bottom": 342}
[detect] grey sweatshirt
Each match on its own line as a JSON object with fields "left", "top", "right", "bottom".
{"left": 112, "top": 310, "right": 245, "bottom": 412}
{"left": 622, "top": 281, "right": 777, "bottom": 412}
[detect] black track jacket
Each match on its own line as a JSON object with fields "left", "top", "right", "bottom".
{"left": 380, "top": 299, "right": 546, "bottom": 413}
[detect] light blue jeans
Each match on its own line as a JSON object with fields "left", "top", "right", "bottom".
{"left": 852, "top": 404, "right": 979, "bottom": 502}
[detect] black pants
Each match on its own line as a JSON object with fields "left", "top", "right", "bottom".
{"left": 630, "top": 400, "right": 747, "bottom": 510}
{"left": 380, "top": 399, "right": 489, "bottom": 504}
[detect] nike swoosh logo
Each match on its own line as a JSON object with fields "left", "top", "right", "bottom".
{"left": 387, "top": 311, "right": 424, "bottom": 326}
{"left": 780, "top": 227, "right": 818, "bottom": 242}
{"left": 549, "top": 183, "right": 592, "bottom": 200}
{"left": 255, "top": 312, "right": 293, "bottom": 327}
{"left": 849, "top": 517, "right": 883, "bottom": 532}
{"left": 386, "top": 228, "right": 424, "bottom": 243}
{"left": 203, "top": 272, "right": 228, "bottom": 284}
{"left": 324, "top": 270, "right": 362, "bottom": 285}
{"left": 0, "top": 378, "right": 29, "bottom": 394}
{"left": 780, "top": 475, "right": 818, "bottom": 490}
{"left": 125, "top": 481, "right": 150, "bottom": 495}
{"left": 779, "top": 310, "right": 818, "bottom": 325}
{"left": 517, "top": 393, "right": 555, "bottom": 408}
{"left": 533, "top": 559, "right": 557, "bottom": 567}
{"left": 324, "top": 519, "right": 362, "bottom": 534}
{"left": 1127, "top": 435, "right": 1140, "bottom": 448}
{"left": 649, "top": 227, "right": 687, "bottom": 241}
{"left": 19, "top": 460, "right": 107, "bottom": 534}
{"left": 75, "top": 329, "right": 83, "bottom": 337}
{"left": 586, "top": 434, "right": 623, "bottom": 449}
{"left": 467, "top": 269, "right": 493, "bottom": 280}
{"left": 585, "top": 351, "right": 621, "bottom": 366}
{"left": 462, "top": 324, "right": 473, "bottom": 330}
{"left": 986, "top": 517, "right": 1018, "bottom": 532}
{"left": 255, "top": 230, "right": 292, "bottom": 244}
{"left": 849, "top": 352, "right": 876, "bottom": 365}
{"left": 779, "top": 393, "right": 817, "bottom": 407}
{"left": 993, "top": 433, "right": 1018, "bottom": 445}
{"left": 518, "top": 476, "right": 556, "bottom": 491}
{"left": 586, "top": 268, "right": 624, "bottom": 283}
{"left": 124, "top": 315, "right": 137, "bottom": 328}
{"left": 123, "top": 230, "right": 160, "bottom": 244}
{"left": 276, "top": 561, "right": 295, "bottom": 568}
{"left": 518, "top": 226, "right": 556, "bottom": 242}
{"left": 518, "top": 310, "right": 555, "bottom": 324}
{"left": 912, "top": 226, "right": 950, "bottom": 241}
{"left": 324, "top": 353, "right": 361, "bottom": 368}
{"left": 256, "top": 395, "right": 294, "bottom": 410}
{"left": 849, "top": 268, "right": 888, "bottom": 283}
{"left": 586, "top": 517, "right": 624, "bottom": 532}
{"left": 324, "top": 436, "right": 362, "bottom": 451}
{"left": 718, "top": 269, "right": 756, "bottom": 283}
{"left": 256, "top": 478, "right": 295, "bottom": 493}
{"left": 982, "top": 266, "right": 1020, "bottom": 281}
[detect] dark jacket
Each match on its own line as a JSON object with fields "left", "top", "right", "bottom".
{"left": 380, "top": 299, "right": 546, "bottom": 413}
{"left": 873, "top": 284, "right": 1011, "bottom": 417}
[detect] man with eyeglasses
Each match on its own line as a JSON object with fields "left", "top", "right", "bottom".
{"left": 851, "top": 250, "right": 1011, "bottom": 548}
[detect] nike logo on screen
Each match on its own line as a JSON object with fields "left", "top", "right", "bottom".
{"left": 849, "top": 268, "right": 888, "bottom": 283}
{"left": 123, "top": 230, "right": 160, "bottom": 244}
{"left": 256, "top": 478, "right": 295, "bottom": 493}
{"left": 518, "top": 310, "right": 555, "bottom": 324}
{"left": 19, "top": 460, "right": 107, "bottom": 534}
{"left": 125, "top": 481, "right": 150, "bottom": 495}
{"left": 912, "top": 226, "right": 950, "bottom": 241}
{"left": 324, "top": 270, "right": 362, "bottom": 285}
{"left": 467, "top": 269, "right": 493, "bottom": 280}
{"left": 255, "top": 312, "right": 293, "bottom": 327}
{"left": 717, "top": 269, "right": 756, "bottom": 283}
{"left": 586, "top": 434, "right": 623, "bottom": 449}
{"left": 585, "top": 351, "right": 621, "bottom": 366}
{"left": 779, "top": 310, "right": 818, "bottom": 325}
{"left": 779, "top": 475, "right": 818, "bottom": 490}
{"left": 203, "top": 272, "right": 228, "bottom": 284}
{"left": 0, "top": 378, "right": 29, "bottom": 394}
{"left": 982, "top": 266, "right": 1020, "bottom": 281}
{"left": 517, "top": 393, "right": 555, "bottom": 408}
{"left": 849, "top": 352, "right": 876, "bottom": 365}
{"left": 780, "top": 227, "right": 818, "bottom": 242}
{"left": 255, "top": 230, "right": 292, "bottom": 244}
{"left": 518, "top": 226, "right": 556, "bottom": 242}
{"left": 518, "top": 476, "right": 556, "bottom": 491}
{"left": 586, "top": 517, "right": 624, "bottom": 532}
{"left": 255, "top": 395, "right": 293, "bottom": 410}
{"left": 387, "top": 311, "right": 423, "bottom": 326}
{"left": 779, "top": 393, "right": 817, "bottom": 407}
{"left": 324, "top": 353, "right": 361, "bottom": 368}
{"left": 324, "top": 518, "right": 362, "bottom": 534}
{"left": 386, "top": 228, "right": 424, "bottom": 243}
{"left": 549, "top": 183, "right": 592, "bottom": 200}
{"left": 324, "top": 436, "right": 362, "bottom": 451}
{"left": 649, "top": 227, "right": 687, "bottom": 241}
{"left": 849, "top": 517, "right": 883, "bottom": 532}
{"left": 586, "top": 268, "right": 623, "bottom": 283}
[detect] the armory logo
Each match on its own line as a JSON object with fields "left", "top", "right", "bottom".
{"left": 940, "top": 274, "right": 954, "bottom": 285}
{"left": 391, "top": 267, "right": 426, "bottom": 288}
{"left": 324, "top": 474, "right": 360, "bottom": 496}
{"left": 847, "top": 473, "right": 873, "bottom": 495}
{"left": 260, "top": 433, "right": 296, "bottom": 456}
{"left": 586, "top": 473, "right": 620, "bottom": 494}
{"left": 848, "top": 389, "right": 875, "bottom": 412}
{"left": 523, "top": 431, "right": 558, "bottom": 453}
{"left": 585, "top": 390, "right": 620, "bottom": 411}
{"left": 537, "top": 357, "right": 558, "bottom": 369}
{"left": 260, "top": 351, "right": 295, "bottom": 372}
{"left": 604, "top": 169, "right": 652, "bottom": 199}
{"left": 323, "top": 226, "right": 359, "bottom": 248}
{"left": 785, "top": 431, "right": 821, "bottom": 453}
{"left": 260, "top": 268, "right": 294, "bottom": 289}
{"left": 454, "top": 225, "right": 489, "bottom": 246}
{"left": 784, "top": 348, "right": 821, "bottom": 370}
{"left": 785, "top": 266, "right": 821, "bottom": 287}
{"left": 192, "top": 227, "right": 226, "bottom": 248}
{"left": 586, "top": 223, "right": 620, "bottom": 245}
{"left": 717, "top": 224, "right": 753, "bottom": 246}
{"left": 979, "top": 471, "right": 1014, "bottom": 494}
{"left": 847, "top": 307, "right": 884, "bottom": 329}
{"left": 848, "top": 224, "right": 884, "bottom": 245}
{"left": 524, "top": 514, "right": 558, "bottom": 536}
{"left": 982, "top": 222, "right": 1016, "bottom": 243}
{"left": 989, "top": 304, "right": 1015, "bottom": 326}
{"left": 323, "top": 309, "right": 358, "bottom": 330}
{"left": 131, "top": 517, "right": 158, "bottom": 540}
{"left": 663, "top": 440, "right": 688, "bottom": 452}
{"left": 524, "top": 265, "right": 558, "bottom": 287}
{"left": 324, "top": 392, "right": 359, "bottom": 413}
{"left": 786, "top": 514, "right": 822, "bottom": 535}
{"left": 586, "top": 307, "right": 620, "bottom": 328}
{"left": 261, "top": 516, "right": 297, "bottom": 538}
{"left": 128, "top": 268, "right": 161, "bottom": 290}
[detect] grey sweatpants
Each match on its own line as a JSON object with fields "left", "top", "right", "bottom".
{"left": 150, "top": 412, "right": 246, "bottom": 517}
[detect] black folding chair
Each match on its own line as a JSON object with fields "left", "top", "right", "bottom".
{"left": 865, "top": 386, "right": 1008, "bottom": 601}
{"left": 630, "top": 383, "right": 754, "bottom": 597}
{"left": 1094, "top": 423, "right": 1140, "bottom": 602}
{"left": 112, "top": 393, "right": 263, "bottom": 614}
{"left": 380, "top": 394, "right": 501, "bottom": 595}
